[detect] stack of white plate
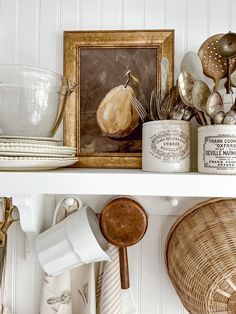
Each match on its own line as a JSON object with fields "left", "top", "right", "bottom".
{"left": 0, "top": 136, "right": 78, "bottom": 170}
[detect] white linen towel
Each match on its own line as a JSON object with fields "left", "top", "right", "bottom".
{"left": 71, "top": 263, "right": 97, "bottom": 314}
{"left": 98, "top": 244, "right": 138, "bottom": 314}
{"left": 121, "top": 289, "right": 138, "bottom": 314}
{"left": 40, "top": 264, "right": 98, "bottom": 314}
{"left": 40, "top": 272, "right": 72, "bottom": 314}
{"left": 40, "top": 196, "right": 97, "bottom": 314}
{"left": 99, "top": 244, "right": 122, "bottom": 314}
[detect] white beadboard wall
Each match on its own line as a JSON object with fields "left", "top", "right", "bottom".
{"left": 0, "top": 1, "right": 235, "bottom": 314}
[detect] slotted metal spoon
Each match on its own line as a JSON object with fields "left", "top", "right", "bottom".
{"left": 198, "top": 34, "right": 236, "bottom": 91}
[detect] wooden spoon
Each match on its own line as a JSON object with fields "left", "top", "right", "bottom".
{"left": 100, "top": 197, "right": 148, "bottom": 289}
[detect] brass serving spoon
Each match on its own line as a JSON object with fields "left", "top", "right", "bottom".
{"left": 217, "top": 32, "right": 236, "bottom": 93}
{"left": 178, "top": 72, "right": 207, "bottom": 125}
{"left": 206, "top": 91, "right": 224, "bottom": 121}
{"left": 214, "top": 111, "right": 226, "bottom": 124}
{"left": 223, "top": 110, "right": 236, "bottom": 125}
{"left": 178, "top": 71, "right": 195, "bottom": 108}
{"left": 218, "top": 32, "right": 236, "bottom": 59}
{"left": 192, "top": 80, "right": 211, "bottom": 125}
{"left": 192, "top": 80, "right": 211, "bottom": 112}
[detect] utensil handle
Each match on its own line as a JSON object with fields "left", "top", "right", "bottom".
{"left": 119, "top": 247, "right": 130, "bottom": 289}
{"left": 226, "top": 57, "right": 231, "bottom": 94}
{"left": 214, "top": 78, "right": 219, "bottom": 92}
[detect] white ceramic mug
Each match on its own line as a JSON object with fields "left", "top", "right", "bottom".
{"left": 35, "top": 197, "right": 111, "bottom": 276}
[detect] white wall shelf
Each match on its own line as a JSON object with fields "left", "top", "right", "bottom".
{"left": 0, "top": 168, "right": 236, "bottom": 197}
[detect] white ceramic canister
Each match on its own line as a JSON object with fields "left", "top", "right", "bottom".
{"left": 142, "top": 120, "right": 190, "bottom": 172}
{"left": 198, "top": 125, "right": 236, "bottom": 174}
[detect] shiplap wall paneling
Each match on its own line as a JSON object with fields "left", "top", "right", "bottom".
{"left": 60, "top": 0, "right": 78, "bottom": 30}
{"left": 59, "top": 0, "right": 80, "bottom": 76}
{"left": 80, "top": 0, "right": 100, "bottom": 30}
{"left": 18, "top": 0, "right": 38, "bottom": 65}
{"left": 209, "top": 0, "right": 230, "bottom": 35}
{"left": 0, "top": 0, "right": 18, "bottom": 63}
{"left": 102, "top": 0, "right": 123, "bottom": 29}
{"left": 232, "top": 0, "right": 236, "bottom": 31}
{"left": 139, "top": 216, "right": 161, "bottom": 313}
{"left": 144, "top": 0, "right": 164, "bottom": 29}
{"left": 165, "top": 0, "right": 186, "bottom": 80}
{"left": 123, "top": 0, "right": 144, "bottom": 29}
{"left": 5, "top": 223, "right": 43, "bottom": 314}
{"left": 39, "top": 0, "right": 60, "bottom": 71}
{"left": 186, "top": 0, "right": 208, "bottom": 52}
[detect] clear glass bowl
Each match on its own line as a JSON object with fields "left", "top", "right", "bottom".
{"left": 0, "top": 64, "right": 77, "bottom": 137}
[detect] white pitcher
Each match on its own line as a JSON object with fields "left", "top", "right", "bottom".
{"left": 35, "top": 201, "right": 111, "bottom": 276}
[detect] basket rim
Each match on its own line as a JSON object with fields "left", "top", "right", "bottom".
{"left": 165, "top": 197, "right": 235, "bottom": 273}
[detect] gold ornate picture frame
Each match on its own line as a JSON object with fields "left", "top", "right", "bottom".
{"left": 64, "top": 30, "right": 174, "bottom": 168}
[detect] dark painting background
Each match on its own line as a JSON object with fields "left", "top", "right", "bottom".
{"left": 80, "top": 48, "right": 157, "bottom": 153}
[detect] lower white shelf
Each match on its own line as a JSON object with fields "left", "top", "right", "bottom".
{"left": 0, "top": 168, "right": 235, "bottom": 197}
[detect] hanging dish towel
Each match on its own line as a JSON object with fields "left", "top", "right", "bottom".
{"left": 40, "top": 196, "right": 81, "bottom": 314}
{"left": 98, "top": 244, "right": 138, "bottom": 314}
{"left": 121, "top": 289, "right": 138, "bottom": 314}
{"left": 40, "top": 272, "right": 72, "bottom": 314}
{"left": 71, "top": 263, "right": 97, "bottom": 314}
{"left": 99, "top": 244, "right": 122, "bottom": 314}
{"left": 40, "top": 196, "right": 98, "bottom": 314}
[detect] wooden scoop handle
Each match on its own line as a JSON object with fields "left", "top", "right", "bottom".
{"left": 119, "top": 247, "right": 130, "bottom": 289}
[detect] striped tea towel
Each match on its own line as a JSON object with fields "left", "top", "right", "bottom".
{"left": 98, "top": 244, "right": 122, "bottom": 314}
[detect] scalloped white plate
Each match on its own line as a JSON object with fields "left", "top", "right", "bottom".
{"left": 0, "top": 136, "right": 62, "bottom": 146}
{"left": 0, "top": 144, "right": 76, "bottom": 156}
{"left": 0, "top": 157, "right": 78, "bottom": 171}
{"left": 0, "top": 151, "right": 76, "bottom": 158}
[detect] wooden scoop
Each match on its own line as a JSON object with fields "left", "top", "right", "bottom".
{"left": 100, "top": 197, "right": 148, "bottom": 289}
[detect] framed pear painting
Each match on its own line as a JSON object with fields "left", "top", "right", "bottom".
{"left": 64, "top": 30, "right": 174, "bottom": 168}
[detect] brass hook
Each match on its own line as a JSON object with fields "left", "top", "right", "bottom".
{"left": 0, "top": 198, "right": 19, "bottom": 248}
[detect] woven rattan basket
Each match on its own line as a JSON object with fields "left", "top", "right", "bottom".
{"left": 166, "top": 198, "right": 236, "bottom": 314}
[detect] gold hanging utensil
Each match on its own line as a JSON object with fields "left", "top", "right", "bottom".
{"left": 0, "top": 198, "right": 19, "bottom": 286}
